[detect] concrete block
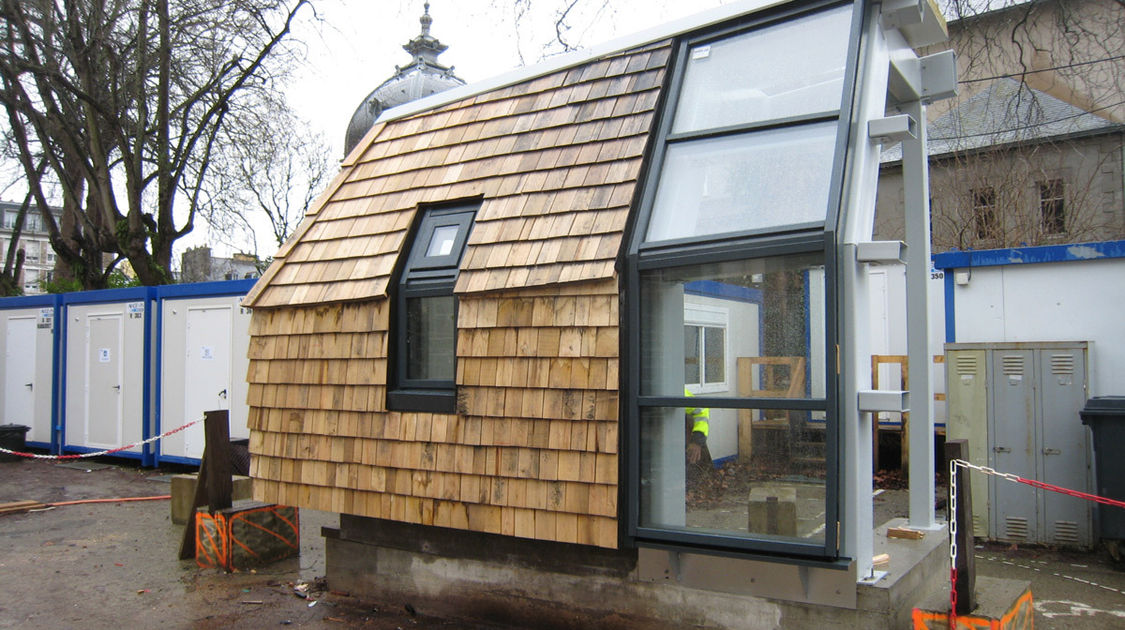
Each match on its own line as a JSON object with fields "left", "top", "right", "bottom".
{"left": 748, "top": 486, "right": 796, "bottom": 536}
{"left": 195, "top": 500, "right": 299, "bottom": 571}
{"left": 170, "top": 473, "right": 253, "bottom": 524}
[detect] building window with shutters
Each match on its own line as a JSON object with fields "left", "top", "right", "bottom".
{"left": 388, "top": 203, "right": 477, "bottom": 413}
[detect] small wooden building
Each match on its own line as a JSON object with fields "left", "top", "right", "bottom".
{"left": 243, "top": 0, "right": 954, "bottom": 626}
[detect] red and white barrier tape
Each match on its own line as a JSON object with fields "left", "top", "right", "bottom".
{"left": 0, "top": 416, "right": 204, "bottom": 460}
{"left": 948, "top": 457, "right": 1125, "bottom": 627}
{"left": 953, "top": 458, "right": 1125, "bottom": 510}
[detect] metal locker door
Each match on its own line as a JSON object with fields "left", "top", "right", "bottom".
{"left": 1038, "top": 347, "right": 1091, "bottom": 548}
{"left": 946, "top": 348, "right": 990, "bottom": 537}
{"left": 988, "top": 349, "right": 1038, "bottom": 544}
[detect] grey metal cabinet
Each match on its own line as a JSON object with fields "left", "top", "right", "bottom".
{"left": 946, "top": 342, "right": 1091, "bottom": 548}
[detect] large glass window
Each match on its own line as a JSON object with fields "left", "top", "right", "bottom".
{"left": 671, "top": 4, "right": 853, "bottom": 134}
{"left": 627, "top": 0, "right": 856, "bottom": 559}
{"left": 389, "top": 204, "right": 476, "bottom": 413}
{"left": 637, "top": 254, "right": 828, "bottom": 547}
{"left": 646, "top": 123, "right": 839, "bottom": 241}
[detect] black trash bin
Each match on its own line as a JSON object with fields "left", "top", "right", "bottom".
{"left": 1080, "top": 396, "right": 1125, "bottom": 541}
{"left": 0, "top": 424, "right": 30, "bottom": 462}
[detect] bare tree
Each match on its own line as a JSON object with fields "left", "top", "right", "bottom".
{"left": 883, "top": 0, "right": 1125, "bottom": 252}
{"left": 0, "top": 0, "right": 312, "bottom": 289}
{"left": 927, "top": 134, "right": 1122, "bottom": 251}
{"left": 196, "top": 94, "right": 333, "bottom": 256}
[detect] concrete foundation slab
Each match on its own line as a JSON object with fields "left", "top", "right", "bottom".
{"left": 324, "top": 515, "right": 951, "bottom": 629}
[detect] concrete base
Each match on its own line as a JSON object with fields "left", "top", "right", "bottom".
{"left": 170, "top": 473, "right": 253, "bottom": 524}
{"left": 856, "top": 518, "right": 955, "bottom": 629}
{"left": 323, "top": 515, "right": 951, "bottom": 629}
{"left": 912, "top": 576, "right": 1033, "bottom": 629}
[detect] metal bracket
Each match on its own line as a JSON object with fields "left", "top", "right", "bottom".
{"left": 859, "top": 390, "right": 910, "bottom": 413}
{"left": 856, "top": 241, "right": 907, "bottom": 265}
{"left": 881, "top": 0, "right": 948, "bottom": 48}
{"left": 889, "top": 50, "right": 958, "bottom": 105}
{"left": 868, "top": 115, "right": 917, "bottom": 144}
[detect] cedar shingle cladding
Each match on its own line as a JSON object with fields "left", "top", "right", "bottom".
{"left": 244, "top": 41, "right": 671, "bottom": 548}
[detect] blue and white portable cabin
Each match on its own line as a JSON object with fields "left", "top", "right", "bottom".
{"left": 0, "top": 293, "right": 62, "bottom": 452}
{"left": 155, "top": 279, "right": 255, "bottom": 465}
{"left": 60, "top": 286, "right": 156, "bottom": 465}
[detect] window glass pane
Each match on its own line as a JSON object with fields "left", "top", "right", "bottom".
{"left": 640, "top": 253, "right": 824, "bottom": 399}
{"left": 703, "top": 326, "right": 725, "bottom": 384}
{"left": 426, "top": 225, "right": 460, "bottom": 258}
{"left": 639, "top": 406, "right": 826, "bottom": 544}
{"left": 405, "top": 295, "right": 456, "bottom": 381}
{"left": 645, "top": 122, "right": 838, "bottom": 242}
{"left": 684, "top": 325, "right": 701, "bottom": 385}
{"left": 672, "top": 4, "right": 852, "bottom": 134}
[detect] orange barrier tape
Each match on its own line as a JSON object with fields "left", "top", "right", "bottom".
{"left": 912, "top": 589, "right": 1033, "bottom": 630}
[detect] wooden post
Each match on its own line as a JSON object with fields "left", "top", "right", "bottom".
{"left": 204, "top": 410, "right": 233, "bottom": 511}
{"left": 944, "top": 438, "right": 976, "bottom": 614}
{"left": 178, "top": 410, "right": 233, "bottom": 560}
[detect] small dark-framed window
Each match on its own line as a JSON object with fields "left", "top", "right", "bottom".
{"left": 388, "top": 203, "right": 477, "bottom": 413}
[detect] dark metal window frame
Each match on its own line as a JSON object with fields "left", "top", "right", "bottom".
{"left": 388, "top": 203, "right": 478, "bottom": 414}
{"left": 622, "top": 0, "right": 864, "bottom": 562}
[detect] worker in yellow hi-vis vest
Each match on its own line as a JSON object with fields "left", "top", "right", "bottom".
{"left": 684, "top": 388, "right": 711, "bottom": 470}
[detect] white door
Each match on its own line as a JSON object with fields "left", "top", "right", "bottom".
{"left": 4, "top": 316, "right": 37, "bottom": 436}
{"left": 183, "top": 306, "right": 232, "bottom": 458}
{"left": 85, "top": 314, "right": 124, "bottom": 448}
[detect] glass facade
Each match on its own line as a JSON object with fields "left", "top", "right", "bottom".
{"left": 671, "top": 4, "right": 853, "bottom": 135}
{"left": 637, "top": 254, "right": 828, "bottom": 545}
{"left": 628, "top": 0, "right": 856, "bottom": 557}
{"left": 646, "top": 123, "right": 839, "bottom": 241}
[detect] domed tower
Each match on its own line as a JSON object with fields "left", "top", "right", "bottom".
{"left": 344, "top": 2, "right": 466, "bottom": 155}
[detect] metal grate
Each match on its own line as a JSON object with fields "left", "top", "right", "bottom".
{"left": 955, "top": 355, "right": 978, "bottom": 376}
{"left": 1004, "top": 516, "right": 1029, "bottom": 541}
{"left": 1053, "top": 520, "right": 1080, "bottom": 545}
{"left": 1001, "top": 355, "right": 1025, "bottom": 376}
{"left": 1050, "top": 353, "right": 1075, "bottom": 375}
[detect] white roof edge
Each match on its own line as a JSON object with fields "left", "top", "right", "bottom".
{"left": 373, "top": 0, "right": 792, "bottom": 125}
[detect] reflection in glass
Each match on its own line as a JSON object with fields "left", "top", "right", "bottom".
{"left": 684, "top": 325, "right": 701, "bottom": 385}
{"left": 672, "top": 4, "right": 852, "bottom": 134}
{"left": 645, "top": 122, "right": 838, "bottom": 242}
{"left": 640, "top": 254, "right": 824, "bottom": 398}
{"left": 704, "top": 327, "right": 725, "bottom": 384}
{"left": 426, "top": 225, "right": 460, "bottom": 258}
{"left": 639, "top": 407, "right": 826, "bottom": 544}
{"left": 405, "top": 295, "right": 455, "bottom": 381}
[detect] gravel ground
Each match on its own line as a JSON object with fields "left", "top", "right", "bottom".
{"left": 0, "top": 458, "right": 490, "bottom": 629}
